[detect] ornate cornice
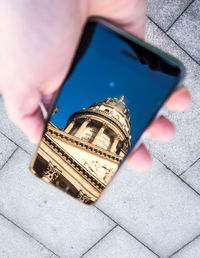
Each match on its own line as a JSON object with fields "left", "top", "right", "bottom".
{"left": 47, "top": 125, "right": 122, "bottom": 163}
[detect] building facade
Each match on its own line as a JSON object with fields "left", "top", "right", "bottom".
{"left": 31, "top": 96, "right": 131, "bottom": 204}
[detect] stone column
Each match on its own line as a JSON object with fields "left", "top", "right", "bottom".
{"left": 110, "top": 137, "right": 119, "bottom": 153}
{"left": 42, "top": 161, "right": 61, "bottom": 183}
{"left": 64, "top": 120, "right": 75, "bottom": 134}
{"left": 75, "top": 119, "right": 90, "bottom": 138}
{"left": 92, "top": 126, "right": 105, "bottom": 145}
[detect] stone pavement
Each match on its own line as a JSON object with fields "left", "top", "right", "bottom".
{"left": 0, "top": 1, "right": 200, "bottom": 257}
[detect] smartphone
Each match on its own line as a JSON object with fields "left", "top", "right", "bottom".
{"left": 30, "top": 17, "right": 184, "bottom": 205}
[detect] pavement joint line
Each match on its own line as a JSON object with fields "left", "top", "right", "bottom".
{"left": 0, "top": 130, "right": 32, "bottom": 156}
{"left": 79, "top": 224, "right": 118, "bottom": 258}
{"left": 117, "top": 224, "right": 160, "bottom": 258}
{"left": 166, "top": 0, "right": 196, "bottom": 32}
{"left": 147, "top": 16, "right": 200, "bottom": 67}
{"left": 0, "top": 147, "right": 18, "bottom": 171}
{"left": 168, "top": 232, "right": 200, "bottom": 257}
{"left": 94, "top": 206, "right": 160, "bottom": 257}
{"left": 153, "top": 155, "right": 200, "bottom": 197}
{"left": 0, "top": 212, "right": 59, "bottom": 258}
{"left": 179, "top": 156, "right": 200, "bottom": 177}
{"left": 50, "top": 254, "right": 60, "bottom": 258}
{"left": 0, "top": 131, "right": 20, "bottom": 148}
{"left": 18, "top": 145, "right": 32, "bottom": 156}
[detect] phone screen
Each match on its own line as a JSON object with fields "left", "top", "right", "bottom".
{"left": 31, "top": 20, "right": 183, "bottom": 204}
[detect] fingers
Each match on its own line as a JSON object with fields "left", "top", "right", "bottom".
{"left": 128, "top": 115, "right": 174, "bottom": 171}
{"left": 21, "top": 108, "right": 44, "bottom": 143}
{"left": 127, "top": 116, "right": 175, "bottom": 171}
{"left": 88, "top": 0, "right": 146, "bottom": 39}
{"left": 146, "top": 116, "right": 175, "bottom": 141}
{"left": 2, "top": 88, "right": 44, "bottom": 143}
{"left": 166, "top": 86, "right": 191, "bottom": 112}
{"left": 127, "top": 143, "right": 152, "bottom": 172}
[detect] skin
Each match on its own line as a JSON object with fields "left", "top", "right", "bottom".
{"left": 0, "top": 0, "right": 191, "bottom": 171}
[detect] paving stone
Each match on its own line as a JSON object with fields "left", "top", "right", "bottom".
{"left": 144, "top": 19, "right": 200, "bottom": 174}
{"left": 0, "top": 214, "right": 54, "bottom": 258}
{"left": 168, "top": 0, "right": 200, "bottom": 64}
{"left": 144, "top": 104, "right": 200, "bottom": 175}
{"left": 0, "top": 132, "right": 17, "bottom": 169}
{"left": 147, "top": 0, "right": 193, "bottom": 31}
{"left": 0, "top": 97, "right": 36, "bottom": 155}
{"left": 83, "top": 226, "right": 158, "bottom": 258}
{"left": 0, "top": 148, "right": 115, "bottom": 258}
{"left": 181, "top": 158, "right": 200, "bottom": 194}
{"left": 96, "top": 160, "right": 200, "bottom": 257}
{"left": 171, "top": 235, "right": 200, "bottom": 257}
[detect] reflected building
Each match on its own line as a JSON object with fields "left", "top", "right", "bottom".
{"left": 31, "top": 96, "right": 131, "bottom": 204}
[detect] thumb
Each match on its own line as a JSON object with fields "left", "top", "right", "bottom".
{"left": 2, "top": 87, "right": 44, "bottom": 143}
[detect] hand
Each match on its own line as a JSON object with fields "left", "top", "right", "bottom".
{"left": 0, "top": 0, "right": 191, "bottom": 171}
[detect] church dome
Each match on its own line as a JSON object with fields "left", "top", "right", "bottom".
{"left": 90, "top": 96, "right": 130, "bottom": 122}
{"left": 65, "top": 96, "right": 131, "bottom": 142}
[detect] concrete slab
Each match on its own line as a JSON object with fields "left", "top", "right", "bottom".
{"left": 147, "top": 0, "right": 192, "bottom": 31}
{"left": 168, "top": 0, "right": 200, "bottom": 64}
{"left": 144, "top": 104, "right": 200, "bottom": 175}
{"left": 0, "top": 132, "right": 17, "bottom": 169}
{"left": 83, "top": 226, "right": 158, "bottom": 258}
{"left": 171, "top": 235, "right": 200, "bottom": 258}
{"left": 0, "top": 214, "right": 54, "bottom": 258}
{"left": 96, "top": 160, "right": 200, "bottom": 257}
{"left": 181, "top": 158, "right": 200, "bottom": 194}
{"left": 0, "top": 148, "right": 115, "bottom": 258}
